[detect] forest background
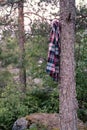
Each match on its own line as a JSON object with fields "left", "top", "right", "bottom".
{"left": 0, "top": 0, "right": 87, "bottom": 130}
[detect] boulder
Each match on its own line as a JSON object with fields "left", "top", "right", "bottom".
{"left": 26, "top": 113, "right": 60, "bottom": 130}
{"left": 12, "top": 117, "right": 28, "bottom": 130}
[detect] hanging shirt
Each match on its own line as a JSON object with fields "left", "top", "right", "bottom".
{"left": 46, "top": 20, "right": 61, "bottom": 81}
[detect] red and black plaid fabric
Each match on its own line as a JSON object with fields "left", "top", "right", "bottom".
{"left": 46, "top": 20, "right": 61, "bottom": 81}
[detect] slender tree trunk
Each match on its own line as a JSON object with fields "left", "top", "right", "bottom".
{"left": 18, "top": 0, "right": 26, "bottom": 93}
{"left": 59, "top": 0, "right": 78, "bottom": 130}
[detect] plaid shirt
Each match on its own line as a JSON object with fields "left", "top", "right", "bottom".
{"left": 46, "top": 20, "right": 61, "bottom": 81}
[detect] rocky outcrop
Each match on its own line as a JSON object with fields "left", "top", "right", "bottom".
{"left": 26, "top": 113, "right": 60, "bottom": 130}
{"left": 12, "top": 113, "right": 87, "bottom": 130}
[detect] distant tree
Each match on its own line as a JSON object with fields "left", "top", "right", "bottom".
{"left": 0, "top": 0, "right": 26, "bottom": 93}
{"left": 18, "top": 0, "right": 26, "bottom": 93}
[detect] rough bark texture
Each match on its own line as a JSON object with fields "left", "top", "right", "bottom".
{"left": 59, "top": 0, "right": 78, "bottom": 130}
{"left": 18, "top": 0, "right": 26, "bottom": 93}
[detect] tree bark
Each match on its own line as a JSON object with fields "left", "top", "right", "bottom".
{"left": 59, "top": 0, "right": 78, "bottom": 130}
{"left": 18, "top": 0, "right": 26, "bottom": 93}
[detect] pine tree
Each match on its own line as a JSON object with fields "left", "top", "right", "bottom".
{"left": 59, "top": 0, "right": 78, "bottom": 130}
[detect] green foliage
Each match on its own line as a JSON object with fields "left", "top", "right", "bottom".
{"left": 0, "top": 83, "right": 58, "bottom": 130}
{"left": 76, "top": 68, "right": 87, "bottom": 122}
{"left": 25, "top": 23, "right": 58, "bottom": 91}
{"left": 0, "top": 5, "right": 87, "bottom": 130}
{"left": 24, "top": 87, "right": 59, "bottom": 113}
{"left": 76, "top": 5, "right": 87, "bottom": 30}
{"left": 31, "top": 21, "right": 50, "bottom": 36}
{"left": 0, "top": 37, "right": 19, "bottom": 67}
{"left": 0, "top": 21, "right": 59, "bottom": 130}
{"left": 75, "top": 25, "right": 87, "bottom": 122}
{"left": 0, "top": 70, "right": 12, "bottom": 88}
{"left": 0, "top": 83, "right": 29, "bottom": 130}
{"left": 28, "top": 123, "right": 47, "bottom": 130}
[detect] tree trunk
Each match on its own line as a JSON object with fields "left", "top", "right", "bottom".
{"left": 59, "top": 0, "right": 78, "bottom": 130}
{"left": 18, "top": 0, "right": 26, "bottom": 93}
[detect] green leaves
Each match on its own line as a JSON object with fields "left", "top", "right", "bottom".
{"left": 76, "top": 13, "right": 87, "bottom": 122}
